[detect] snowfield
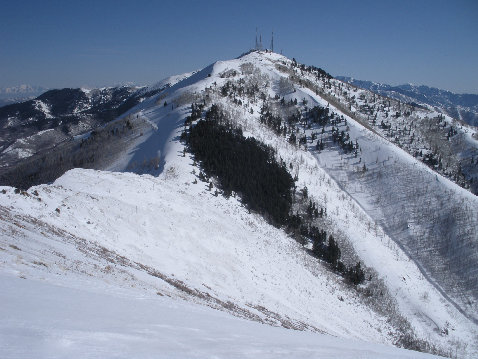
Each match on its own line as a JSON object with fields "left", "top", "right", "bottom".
{"left": 0, "top": 168, "right": 395, "bottom": 347}
{"left": 1, "top": 50, "right": 477, "bottom": 358}
{"left": 0, "top": 275, "right": 439, "bottom": 359}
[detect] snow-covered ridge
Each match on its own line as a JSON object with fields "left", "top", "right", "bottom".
{"left": 336, "top": 76, "right": 478, "bottom": 127}
{"left": 1, "top": 50, "right": 477, "bottom": 358}
{"left": 147, "top": 71, "right": 199, "bottom": 92}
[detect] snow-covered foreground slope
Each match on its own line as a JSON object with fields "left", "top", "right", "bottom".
{"left": 1, "top": 51, "right": 477, "bottom": 358}
{"left": 0, "top": 275, "right": 438, "bottom": 359}
{"left": 0, "top": 168, "right": 395, "bottom": 344}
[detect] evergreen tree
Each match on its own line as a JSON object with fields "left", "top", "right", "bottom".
{"left": 185, "top": 106, "right": 294, "bottom": 226}
{"left": 326, "top": 235, "right": 341, "bottom": 266}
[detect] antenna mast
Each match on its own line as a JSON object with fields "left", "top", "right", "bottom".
{"left": 255, "top": 27, "right": 258, "bottom": 50}
{"left": 271, "top": 31, "right": 274, "bottom": 52}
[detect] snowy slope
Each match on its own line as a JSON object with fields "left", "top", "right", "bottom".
{"left": 275, "top": 57, "right": 478, "bottom": 321}
{"left": 0, "top": 275, "right": 439, "bottom": 359}
{"left": 0, "top": 165, "right": 457, "bottom": 358}
{"left": 1, "top": 51, "right": 477, "bottom": 358}
{"left": 0, "top": 167, "right": 395, "bottom": 342}
{"left": 336, "top": 76, "right": 478, "bottom": 127}
{"left": 331, "top": 76, "right": 478, "bottom": 195}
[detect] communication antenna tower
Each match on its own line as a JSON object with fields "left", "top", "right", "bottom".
{"left": 271, "top": 31, "right": 274, "bottom": 52}
{"left": 255, "top": 27, "right": 258, "bottom": 50}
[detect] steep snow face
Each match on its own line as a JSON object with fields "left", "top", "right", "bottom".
{"left": 146, "top": 70, "right": 199, "bottom": 93}
{"left": 266, "top": 57, "right": 478, "bottom": 323}
{"left": 0, "top": 275, "right": 438, "bottom": 359}
{"left": 1, "top": 51, "right": 477, "bottom": 358}
{"left": 0, "top": 167, "right": 395, "bottom": 343}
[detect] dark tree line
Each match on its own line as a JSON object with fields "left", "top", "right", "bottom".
{"left": 291, "top": 58, "right": 332, "bottom": 80}
{"left": 184, "top": 103, "right": 365, "bottom": 286}
{"left": 258, "top": 99, "right": 360, "bottom": 157}
{"left": 260, "top": 105, "right": 285, "bottom": 136}
{"left": 331, "top": 127, "right": 357, "bottom": 154}
{"left": 184, "top": 105, "right": 295, "bottom": 226}
{"left": 184, "top": 103, "right": 204, "bottom": 126}
{"left": 293, "top": 220, "right": 365, "bottom": 285}
{"left": 308, "top": 105, "right": 330, "bottom": 126}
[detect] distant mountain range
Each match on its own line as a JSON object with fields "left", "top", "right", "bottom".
{"left": 336, "top": 76, "right": 478, "bottom": 127}
{"left": 0, "top": 84, "right": 47, "bottom": 95}
{"left": 0, "top": 73, "right": 195, "bottom": 173}
{"left": 0, "top": 85, "right": 48, "bottom": 107}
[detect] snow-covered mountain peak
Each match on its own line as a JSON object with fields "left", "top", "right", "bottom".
{"left": 1, "top": 50, "right": 478, "bottom": 358}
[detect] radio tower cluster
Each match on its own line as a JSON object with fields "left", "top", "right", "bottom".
{"left": 255, "top": 28, "right": 275, "bottom": 53}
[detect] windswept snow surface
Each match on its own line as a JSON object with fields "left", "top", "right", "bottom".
{"left": 1, "top": 51, "right": 477, "bottom": 358}
{"left": 147, "top": 71, "right": 199, "bottom": 93}
{"left": 0, "top": 275, "right": 438, "bottom": 359}
{"left": 0, "top": 168, "right": 396, "bottom": 347}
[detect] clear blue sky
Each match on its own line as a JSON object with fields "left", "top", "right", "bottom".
{"left": 1, "top": 0, "right": 477, "bottom": 93}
